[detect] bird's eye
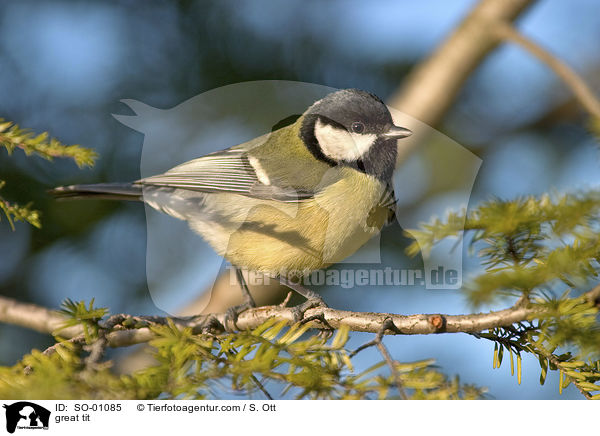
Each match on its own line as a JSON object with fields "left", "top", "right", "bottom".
{"left": 351, "top": 122, "right": 365, "bottom": 133}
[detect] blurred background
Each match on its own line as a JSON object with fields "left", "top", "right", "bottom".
{"left": 1, "top": 0, "right": 599, "bottom": 399}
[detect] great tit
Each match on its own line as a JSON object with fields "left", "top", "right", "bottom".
{"left": 52, "top": 89, "right": 412, "bottom": 319}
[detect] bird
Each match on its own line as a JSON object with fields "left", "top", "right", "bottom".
{"left": 51, "top": 88, "right": 412, "bottom": 324}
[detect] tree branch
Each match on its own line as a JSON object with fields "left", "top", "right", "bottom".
{"left": 0, "top": 296, "right": 82, "bottom": 338}
{"left": 3, "top": 284, "right": 599, "bottom": 350}
{"left": 388, "top": 0, "right": 536, "bottom": 127}
{"left": 495, "top": 23, "right": 600, "bottom": 119}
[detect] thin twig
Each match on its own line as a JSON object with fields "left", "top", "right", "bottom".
{"left": 376, "top": 319, "right": 408, "bottom": 400}
{"left": 250, "top": 375, "right": 273, "bottom": 401}
{"left": 495, "top": 22, "right": 600, "bottom": 119}
{"left": 222, "top": 345, "right": 274, "bottom": 400}
{"left": 279, "top": 292, "right": 293, "bottom": 308}
{"left": 539, "top": 348, "right": 592, "bottom": 400}
{"left": 389, "top": 0, "right": 535, "bottom": 150}
{"left": 43, "top": 334, "right": 87, "bottom": 356}
{"left": 23, "top": 335, "right": 86, "bottom": 375}
{"left": 376, "top": 341, "right": 408, "bottom": 400}
{"left": 83, "top": 336, "right": 109, "bottom": 370}
{"left": 350, "top": 318, "right": 407, "bottom": 399}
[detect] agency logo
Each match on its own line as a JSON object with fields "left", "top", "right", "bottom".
{"left": 2, "top": 402, "right": 50, "bottom": 434}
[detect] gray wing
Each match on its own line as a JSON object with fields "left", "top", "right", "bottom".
{"left": 139, "top": 143, "right": 314, "bottom": 203}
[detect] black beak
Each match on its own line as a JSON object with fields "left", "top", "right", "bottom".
{"left": 380, "top": 125, "right": 412, "bottom": 140}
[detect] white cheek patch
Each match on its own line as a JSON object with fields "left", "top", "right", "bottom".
{"left": 314, "top": 119, "right": 376, "bottom": 162}
{"left": 248, "top": 156, "right": 271, "bottom": 185}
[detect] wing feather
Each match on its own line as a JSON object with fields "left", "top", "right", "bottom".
{"left": 139, "top": 147, "right": 314, "bottom": 202}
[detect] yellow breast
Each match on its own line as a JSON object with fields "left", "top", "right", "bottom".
{"left": 222, "top": 168, "right": 389, "bottom": 275}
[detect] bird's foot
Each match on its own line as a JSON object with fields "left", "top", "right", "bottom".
{"left": 298, "top": 311, "right": 334, "bottom": 339}
{"left": 191, "top": 314, "right": 225, "bottom": 335}
{"left": 290, "top": 296, "right": 327, "bottom": 323}
{"left": 223, "top": 301, "right": 256, "bottom": 332}
{"left": 279, "top": 276, "right": 331, "bottom": 336}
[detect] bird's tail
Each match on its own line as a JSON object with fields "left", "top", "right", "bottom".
{"left": 49, "top": 183, "right": 143, "bottom": 201}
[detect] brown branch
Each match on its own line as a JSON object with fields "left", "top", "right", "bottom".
{"left": 0, "top": 296, "right": 81, "bottom": 337}
{"left": 388, "top": 0, "right": 536, "bottom": 127}
{"left": 3, "top": 283, "right": 599, "bottom": 389}
{"left": 4, "top": 285, "right": 599, "bottom": 347}
{"left": 0, "top": 292, "right": 575, "bottom": 348}
{"left": 495, "top": 23, "right": 600, "bottom": 119}
{"left": 23, "top": 335, "right": 87, "bottom": 375}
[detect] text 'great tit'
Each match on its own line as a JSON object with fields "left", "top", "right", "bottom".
{"left": 51, "top": 89, "right": 412, "bottom": 320}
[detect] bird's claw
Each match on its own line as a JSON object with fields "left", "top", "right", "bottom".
{"left": 290, "top": 297, "right": 327, "bottom": 324}
{"left": 223, "top": 301, "right": 255, "bottom": 332}
{"left": 290, "top": 298, "right": 333, "bottom": 338}
{"left": 299, "top": 312, "right": 334, "bottom": 339}
{"left": 195, "top": 315, "right": 224, "bottom": 335}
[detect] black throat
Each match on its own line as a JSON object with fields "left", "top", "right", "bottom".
{"left": 299, "top": 114, "right": 337, "bottom": 167}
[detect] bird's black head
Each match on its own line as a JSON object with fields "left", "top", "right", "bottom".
{"left": 299, "top": 89, "right": 412, "bottom": 181}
